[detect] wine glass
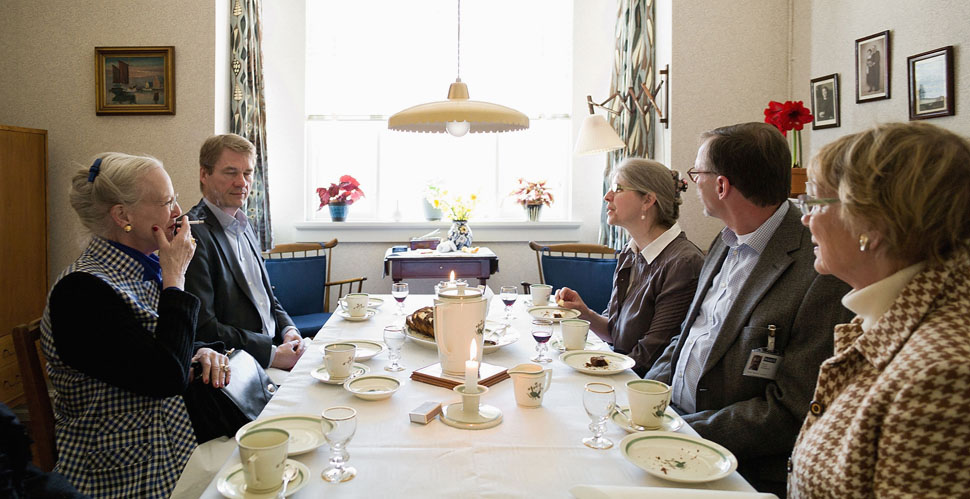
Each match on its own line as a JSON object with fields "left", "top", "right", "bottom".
{"left": 383, "top": 325, "right": 406, "bottom": 372}
{"left": 391, "top": 282, "right": 409, "bottom": 316}
{"left": 500, "top": 286, "right": 517, "bottom": 325}
{"left": 582, "top": 382, "right": 616, "bottom": 449}
{"left": 321, "top": 406, "right": 358, "bottom": 482}
{"left": 530, "top": 319, "right": 553, "bottom": 363}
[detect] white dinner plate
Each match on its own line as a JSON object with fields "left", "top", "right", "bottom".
{"left": 235, "top": 414, "right": 332, "bottom": 456}
{"left": 339, "top": 296, "right": 384, "bottom": 309}
{"left": 527, "top": 306, "right": 581, "bottom": 322}
{"left": 335, "top": 308, "right": 377, "bottom": 322}
{"left": 611, "top": 406, "right": 684, "bottom": 433}
{"left": 216, "top": 458, "right": 310, "bottom": 498}
{"left": 405, "top": 324, "right": 518, "bottom": 354}
{"left": 320, "top": 339, "right": 385, "bottom": 361}
{"left": 559, "top": 350, "right": 635, "bottom": 375}
{"left": 619, "top": 431, "right": 738, "bottom": 483}
{"left": 310, "top": 363, "right": 369, "bottom": 384}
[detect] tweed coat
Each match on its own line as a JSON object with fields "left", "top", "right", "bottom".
{"left": 646, "top": 204, "right": 854, "bottom": 486}
{"left": 789, "top": 249, "right": 970, "bottom": 498}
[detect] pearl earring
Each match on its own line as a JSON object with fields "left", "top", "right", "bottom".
{"left": 124, "top": 224, "right": 133, "bottom": 233}
{"left": 640, "top": 214, "right": 646, "bottom": 220}
{"left": 858, "top": 234, "right": 869, "bottom": 252}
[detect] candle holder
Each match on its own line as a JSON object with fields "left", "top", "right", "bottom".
{"left": 440, "top": 384, "right": 503, "bottom": 430}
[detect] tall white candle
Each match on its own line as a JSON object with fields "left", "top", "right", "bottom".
{"left": 449, "top": 270, "right": 456, "bottom": 286}
{"left": 464, "top": 340, "right": 478, "bottom": 391}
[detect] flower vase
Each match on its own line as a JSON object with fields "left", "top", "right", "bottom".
{"left": 791, "top": 168, "right": 808, "bottom": 197}
{"left": 423, "top": 199, "right": 443, "bottom": 221}
{"left": 525, "top": 204, "right": 543, "bottom": 222}
{"left": 447, "top": 220, "right": 473, "bottom": 250}
{"left": 329, "top": 202, "right": 348, "bottom": 222}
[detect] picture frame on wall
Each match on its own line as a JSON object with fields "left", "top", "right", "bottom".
{"left": 810, "top": 73, "right": 840, "bottom": 129}
{"left": 855, "top": 31, "right": 890, "bottom": 103}
{"left": 907, "top": 46, "right": 955, "bottom": 121}
{"left": 95, "top": 46, "right": 175, "bottom": 115}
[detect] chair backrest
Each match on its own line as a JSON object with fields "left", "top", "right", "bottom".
{"left": 263, "top": 240, "right": 336, "bottom": 314}
{"left": 12, "top": 318, "right": 56, "bottom": 472}
{"left": 529, "top": 242, "right": 619, "bottom": 315}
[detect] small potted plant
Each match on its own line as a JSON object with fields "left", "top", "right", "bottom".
{"left": 510, "top": 178, "right": 554, "bottom": 222}
{"left": 423, "top": 183, "right": 447, "bottom": 221}
{"left": 316, "top": 175, "right": 364, "bottom": 221}
{"left": 763, "top": 100, "right": 814, "bottom": 196}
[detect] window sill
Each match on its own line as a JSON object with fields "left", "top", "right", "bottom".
{"left": 293, "top": 220, "right": 584, "bottom": 243}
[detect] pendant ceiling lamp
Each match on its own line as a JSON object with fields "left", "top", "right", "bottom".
{"left": 388, "top": 0, "right": 529, "bottom": 137}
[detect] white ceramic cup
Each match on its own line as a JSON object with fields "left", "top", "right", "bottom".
{"left": 560, "top": 319, "right": 590, "bottom": 350}
{"left": 627, "top": 379, "right": 671, "bottom": 429}
{"left": 530, "top": 284, "right": 553, "bottom": 306}
{"left": 343, "top": 293, "right": 369, "bottom": 317}
{"left": 236, "top": 427, "right": 290, "bottom": 493}
{"left": 509, "top": 363, "right": 553, "bottom": 408}
{"left": 324, "top": 343, "right": 357, "bottom": 379}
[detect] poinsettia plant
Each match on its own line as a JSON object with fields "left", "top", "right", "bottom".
{"left": 510, "top": 178, "right": 554, "bottom": 207}
{"left": 764, "top": 100, "right": 814, "bottom": 168}
{"left": 315, "top": 175, "right": 365, "bottom": 208}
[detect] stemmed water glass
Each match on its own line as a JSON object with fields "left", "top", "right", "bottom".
{"left": 500, "top": 286, "right": 517, "bottom": 325}
{"left": 383, "top": 325, "right": 406, "bottom": 372}
{"left": 530, "top": 319, "right": 553, "bottom": 363}
{"left": 582, "top": 382, "right": 616, "bottom": 449}
{"left": 321, "top": 406, "right": 358, "bottom": 483}
{"left": 391, "top": 282, "right": 409, "bottom": 316}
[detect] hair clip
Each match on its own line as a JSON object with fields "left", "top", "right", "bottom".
{"left": 671, "top": 171, "right": 688, "bottom": 193}
{"left": 87, "top": 158, "right": 103, "bottom": 183}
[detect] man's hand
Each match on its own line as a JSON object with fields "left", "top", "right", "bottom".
{"left": 282, "top": 328, "right": 302, "bottom": 344}
{"left": 270, "top": 338, "right": 306, "bottom": 370}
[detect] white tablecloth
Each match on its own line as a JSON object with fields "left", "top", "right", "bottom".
{"left": 197, "top": 295, "right": 754, "bottom": 498}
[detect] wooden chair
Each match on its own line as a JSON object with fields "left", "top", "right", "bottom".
{"left": 522, "top": 242, "right": 620, "bottom": 314}
{"left": 12, "top": 318, "right": 56, "bottom": 472}
{"left": 263, "top": 239, "right": 367, "bottom": 336}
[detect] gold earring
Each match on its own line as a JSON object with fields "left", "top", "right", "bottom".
{"left": 859, "top": 234, "right": 869, "bottom": 252}
{"left": 124, "top": 224, "right": 133, "bottom": 233}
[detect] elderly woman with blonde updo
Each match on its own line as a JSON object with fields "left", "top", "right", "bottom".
{"left": 41, "top": 153, "right": 229, "bottom": 498}
{"left": 556, "top": 158, "right": 704, "bottom": 374}
{"left": 789, "top": 122, "right": 970, "bottom": 497}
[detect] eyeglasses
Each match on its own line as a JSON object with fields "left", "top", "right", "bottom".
{"left": 795, "top": 193, "right": 839, "bottom": 216}
{"left": 609, "top": 182, "right": 641, "bottom": 194}
{"left": 161, "top": 193, "right": 180, "bottom": 211}
{"left": 686, "top": 167, "right": 716, "bottom": 183}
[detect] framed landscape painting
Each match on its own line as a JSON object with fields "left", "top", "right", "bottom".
{"left": 95, "top": 46, "right": 175, "bottom": 115}
{"left": 908, "top": 46, "right": 954, "bottom": 120}
{"left": 855, "top": 31, "right": 890, "bottom": 103}
{"left": 810, "top": 73, "right": 840, "bottom": 130}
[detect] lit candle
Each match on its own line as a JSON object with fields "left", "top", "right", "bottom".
{"left": 464, "top": 340, "right": 478, "bottom": 391}
{"left": 449, "top": 270, "right": 456, "bottom": 286}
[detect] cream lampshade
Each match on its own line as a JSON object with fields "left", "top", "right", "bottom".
{"left": 574, "top": 115, "right": 626, "bottom": 155}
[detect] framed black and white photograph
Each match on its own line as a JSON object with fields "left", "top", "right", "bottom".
{"left": 855, "top": 31, "right": 891, "bottom": 103}
{"left": 810, "top": 73, "right": 840, "bottom": 129}
{"left": 908, "top": 46, "right": 955, "bottom": 120}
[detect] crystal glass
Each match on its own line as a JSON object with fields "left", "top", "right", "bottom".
{"left": 383, "top": 325, "right": 406, "bottom": 372}
{"left": 582, "top": 382, "right": 616, "bottom": 449}
{"left": 391, "top": 282, "right": 409, "bottom": 316}
{"left": 500, "top": 286, "right": 517, "bottom": 324}
{"left": 530, "top": 319, "right": 553, "bottom": 363}
{"left": 322, "top": 406, "right": 358, "bottom": 482}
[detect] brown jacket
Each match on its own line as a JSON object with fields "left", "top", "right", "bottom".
{"left": 789, "top": 249, "right": 970, "bottom": 497}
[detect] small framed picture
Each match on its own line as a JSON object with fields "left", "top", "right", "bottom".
{"left": 907, "top": 46, "right": 955, "bottom": 120}
{"left": 810, "top": 73, "right": 840, "bottom": 129}
{"left": 95, "top": 46, "right": 175, "bottom": 115}
{"left": 855, "top": 31, "right": 891, "bottom": 103}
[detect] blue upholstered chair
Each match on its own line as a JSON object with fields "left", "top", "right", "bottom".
{"left": 523, "top": 241, "right": 619, "bottom": 315}
{"left": 263, "top": 240, "right": 366, "bottom": 337}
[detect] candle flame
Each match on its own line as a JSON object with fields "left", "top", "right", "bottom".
{"left": 449, "top": 270, "right": 456, "bottom": 282}
{"left": 469, "top": 339, "right": 477, "bottom": 360}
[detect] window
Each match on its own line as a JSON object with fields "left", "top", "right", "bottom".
{"left": 305, "top": 0, "right": 573, "bottom": 222}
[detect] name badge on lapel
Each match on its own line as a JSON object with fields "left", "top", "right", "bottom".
{"left": 743, "top": 324, "right": 783, "bottom": 380}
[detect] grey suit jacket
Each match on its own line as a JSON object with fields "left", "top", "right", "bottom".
{"left": 645, "top": 202, "right": 853, "bottom": 486}
{"left": 184, "top": 200, "right": 294, "bottom": 367}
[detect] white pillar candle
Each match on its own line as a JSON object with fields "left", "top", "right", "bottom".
{"left": 464, "top": 340, "right": 478, "bottom": 391}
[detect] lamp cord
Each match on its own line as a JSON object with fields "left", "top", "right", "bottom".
{"left": 456, "top": 0, "right": 461, "bottom": 81}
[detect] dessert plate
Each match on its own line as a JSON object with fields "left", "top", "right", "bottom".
{"left": 611, "top": 406, "right": 684, "bottom": 433}
{"left": 216, "top": 458, "right": 310, "bottom": 498}
{"left": 335, "top": 308, "right": 377, "bottom": 322}
{"left": 235, "top": 414, "right": 332, "bottom": 455}
{"left": 344, "top": 374, "right": 401, "bottom": 400}
{"left": 619, "top": 431, "right": 738, "bottom": 483}
{"left": 320, "top": 339, "right": 385, "bottom": 361}
{"left": 405, "top": 325, "right": 518, "bottom": 354}
{"left": 527, "top": 306, "right": 580, "bottom": 322}
{"left": 559, "top": 350, "right": 634, "bottom": 375}
{"left": 310, "top": 363, "right": 369, "bottom": 384}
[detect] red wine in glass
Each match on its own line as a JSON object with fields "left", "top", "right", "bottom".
{"left": 394, "top": 295, "right": 407, "bottom": 303}
{"left": 502, "top": 297, "right": 516, "bottom": 307}
{"left": 532, "top": 331, "right": 552, "bottom": 343}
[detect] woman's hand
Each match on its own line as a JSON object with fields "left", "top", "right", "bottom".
{"left": 191, "top": 348, "right": 230, "bottom": 388}
{"left": 555, "top": 287, "right": 590, "bottom": 316}
{"left": 154, "top": 215, "right": 196, "bottom": 289}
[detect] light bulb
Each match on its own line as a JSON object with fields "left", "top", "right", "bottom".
{"left": 446, "top": 121, "right": 470, "bottom": 137}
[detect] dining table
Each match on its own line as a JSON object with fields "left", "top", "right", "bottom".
{"left": 198, "top": 294, "right": 757, "bottom": 498}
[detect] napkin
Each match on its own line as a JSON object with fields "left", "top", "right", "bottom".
{"left": 570, "top": 485, "right": 778, "bottom": 499}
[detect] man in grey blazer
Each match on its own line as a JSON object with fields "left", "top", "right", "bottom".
{"left": 184, "top": 134, "right": 306, "bottom": 372}
{"left": 645, "top": 123, "right": 852, "bottom": 496}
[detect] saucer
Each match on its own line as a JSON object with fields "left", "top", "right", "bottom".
{"left": 336, "top": 308, "right": 377, "bottom": 322}
{"left": 235, "top": 414, "right": 332, "bottom": 455}
{"left": 320, "top": 339, "right": 386, "bottom": 361}
{"left": 611, "top": 406, "right": 684, "bottom": 433}
{"left": 216, "top": 458, "right": 310, "bottom": 498}
{"left": 527, "top": 306, "right": 581, "bottom": 322}
{"left": 559, "top": 350, "right": 635, "bottom": 375}
{"left": 339, "top": 296, "right": 384, "bottom": 309}
{"left": 310, "top": 363, "right": 370, "bottom": 384}
{"left": 619, "top": 431, "right": 737, "bottom": 483}
{"left": 344, "top": 374, "right": 401, "bottom": 400}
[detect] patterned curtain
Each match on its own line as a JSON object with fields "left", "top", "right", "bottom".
{"left": 230, "top": 0, "right": 273, "bottom": 250}
{"left": 599, "top": 0, "right": 656, "bottom": 249}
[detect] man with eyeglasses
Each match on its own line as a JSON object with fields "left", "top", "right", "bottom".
{"left": 645, "top": 122, "right": 852, "bottom": 496}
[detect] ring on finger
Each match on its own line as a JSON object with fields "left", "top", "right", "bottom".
{"left": 220, "top": 364, "right": 229, "bottom": 372}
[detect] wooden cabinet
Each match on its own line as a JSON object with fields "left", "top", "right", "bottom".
{"left": 0, "top": 124, "right": 48, "bottom": 406}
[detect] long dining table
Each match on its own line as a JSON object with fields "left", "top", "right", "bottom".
{"left": 199, "top": 294, "right": 756, "bottom": 498}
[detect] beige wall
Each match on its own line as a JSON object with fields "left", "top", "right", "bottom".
{"left": 0, "top": 0, "right": 219, "bottom": 284}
